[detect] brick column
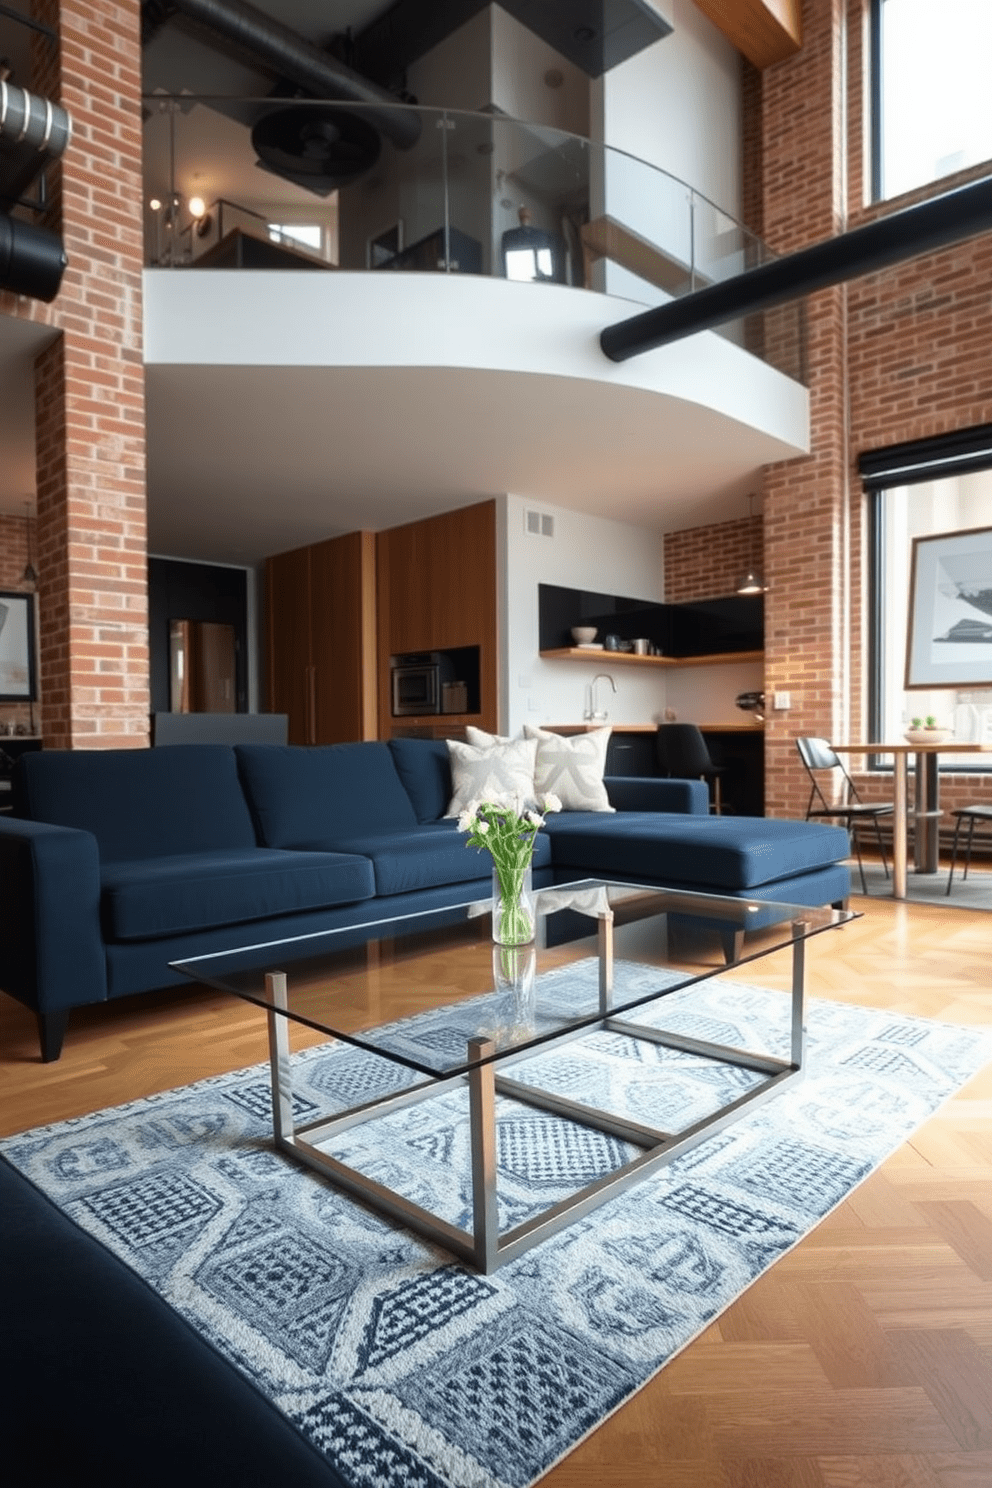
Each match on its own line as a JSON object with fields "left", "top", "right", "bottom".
{"left": 758, "top": 0, "right": 850, "bottom": 817}
{"left": 2, "top": 0, "right": 148, "bottom": 749}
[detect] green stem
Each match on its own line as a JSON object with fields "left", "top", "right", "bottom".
{"left": 493, "top": 853, "right": 534, "bottom": 944}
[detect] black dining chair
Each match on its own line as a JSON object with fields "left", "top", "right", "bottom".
{"left": 657, "top": 724, "right": 728, "bottom": 814}
{"left": 795, "top": 736, "right": 894, "bottom": 895}
{"left": 945, "top": 804, "right": 992, "bottom": 894}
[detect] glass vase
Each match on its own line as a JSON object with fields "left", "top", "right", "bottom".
{"left": 491, "top": 861, "right": 535, "bottom": 946}
{"left": 491, "top": 942, "right": 537, "bottom": 1046}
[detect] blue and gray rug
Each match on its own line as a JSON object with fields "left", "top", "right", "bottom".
{"left": 4, "top": 962, "right": 991, "bottom": 1488}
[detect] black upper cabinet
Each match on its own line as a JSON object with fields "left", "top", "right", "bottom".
{"left": 668, "top": 595, "right": 764, "bottom": 657}
{"left": 538, "top": 584, "right": 763, "bottom": 657}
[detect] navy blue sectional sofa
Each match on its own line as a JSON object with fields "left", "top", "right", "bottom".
{"left": 0, "top": 737, "right": 851, "bottom": 1061}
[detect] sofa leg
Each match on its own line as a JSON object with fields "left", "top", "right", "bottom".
{"left": 720, "top": 929, "right": 745, "bottom": 964}
{"left": 37, "top": 1009, "right": 69, "bottom": 1063}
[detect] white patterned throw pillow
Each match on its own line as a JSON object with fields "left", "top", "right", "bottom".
{"left": 523, "top": 724, "right": 614, "bottom": 812}
{"left": 464, "top": 726, "right": 511, "bottom": 747}
{"left": 445, "top": 735, "right": 538, "bottom": 817}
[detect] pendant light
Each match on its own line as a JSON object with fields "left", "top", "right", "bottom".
{"left": 735, "top": 494, "right": 765, "bottom": 595}
{"left": 22, "top": 501, "right": 37, "bottom": 586}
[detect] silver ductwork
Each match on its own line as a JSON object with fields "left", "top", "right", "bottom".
{"left": 0, "top": 81, "right": 73, "bottom": 162}
{"left": 164, "top": 0, "right": 421, "bottom": 151}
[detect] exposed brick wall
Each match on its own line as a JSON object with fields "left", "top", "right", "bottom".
{"left": 756, "top": 0, "right": 850, "bottom": 819}
{"left": 751, "top": 0, "right": 992, "bottom": 826}
{"left": 0, "top": 517, "right": 40, "bottom": 734}
{"left": 664, "top": 515, "right": 763, "bottom": 602}
{"left": 741, "top": 59, "right": 763, "bottom": 240}
{"left": 1, "top": 0, "right": 148, "bottom": 749}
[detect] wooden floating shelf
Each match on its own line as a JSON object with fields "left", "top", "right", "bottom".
{"left": 539, "top": 648, "right": 764, "bottom": 668}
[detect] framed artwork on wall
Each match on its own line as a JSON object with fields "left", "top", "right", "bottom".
{"left": 0, "top": 590, "right": 37, "bottom": 702}
{"left": 905, "top": 525, "right": 992, "bottom": 689}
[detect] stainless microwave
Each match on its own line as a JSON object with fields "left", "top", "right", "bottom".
{"left": 391, "top": 652, "right": 458, "bottom": 716}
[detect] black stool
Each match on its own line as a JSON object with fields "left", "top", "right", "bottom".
{"left": 657, "top": 724, "right": 728, "bottom": 814}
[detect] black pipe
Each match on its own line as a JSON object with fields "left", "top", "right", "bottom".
{"left": 166, "top": 0, "right": 421, "bottom": 149}
{"left": 600, "top": 174, "right": 992, "bottom": 363}
{"left": 0, "top": 213, "right": 68, "bottom": 301}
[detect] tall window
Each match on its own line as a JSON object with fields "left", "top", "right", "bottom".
{"left": 864, "top": 430, "right": 992, "bottom": 762}
{"left": 872, "top": 0, "right": 992, "bottom": 201}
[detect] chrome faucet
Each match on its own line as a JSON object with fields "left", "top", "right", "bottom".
{"left": 586, "top": 672, "right": 617, "bottom": 721}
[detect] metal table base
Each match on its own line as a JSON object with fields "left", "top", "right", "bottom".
{"left": 263, "top": 922, "right": 810, "bottom": 1275}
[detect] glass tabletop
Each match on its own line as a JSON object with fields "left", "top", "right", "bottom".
{"left": 172, "top": 879, "right": 856, "bottom": 1079}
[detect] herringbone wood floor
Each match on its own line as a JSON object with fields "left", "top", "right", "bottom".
{"left": 1, "top": 892, "right": 990, "bottom": 1487}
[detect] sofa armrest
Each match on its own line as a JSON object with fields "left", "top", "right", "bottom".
{"left": 604, "top": 775, "right": 710, "bottom": 815}
{"left": 0, "top": 819, "right": 107, "bottom": 1014}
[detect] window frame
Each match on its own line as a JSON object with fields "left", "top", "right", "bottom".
{"left": 870, "top": 0, "right": 992, "bottom": 203}
{"left": 863, "top": 424, "right": 992, "bottom": 771}
{"left": 870, "top": 0, "right": 884, "bottom": 202}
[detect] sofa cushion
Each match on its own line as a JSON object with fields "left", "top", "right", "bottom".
{"left": 387, "top": 738, "right": 452, "bottom": 822}
{"left": 444, "top": 736, "right": 538, "bottom": 817}
{"left": 523, "top": 725, "right": 614, "bottom": 812}
{"left": 236, "top": 743, "right": 417, "bottom": 847}
{"left": 17, "top": 746, "right": 257, "bottom": 861}
{"left": 101, "top": 848, "right": 375, "bottom": 941}
{"left": 543, "top": 812, "right": 850, "bottom": 891}
{"left": 322, "top": 819, "right": 553, "bottom": 898}
{"left": 466, "top": 724, "right": 615, "bottom": 812}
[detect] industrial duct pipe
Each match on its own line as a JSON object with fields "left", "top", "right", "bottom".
{"left": 0, "top": 213, "right": 68, "bottom": 301}
{"left": 0, "top": 82, "right": 72, "bottom": 301}
{"left": 0, "top": 80, "right": 73, "bottom": 165}
{"left": 600, "top": 174, "right": 992, "bottom": 363}
{"left": 165, "top": 0, "right": 421, "bottom": 150}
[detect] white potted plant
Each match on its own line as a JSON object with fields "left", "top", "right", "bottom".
{"left": 905, "top": 714, "right": 952, "bottom": 744}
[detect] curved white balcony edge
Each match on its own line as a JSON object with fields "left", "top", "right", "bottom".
{"left": 144, "top": 270, "right": 810, "bottom": 456}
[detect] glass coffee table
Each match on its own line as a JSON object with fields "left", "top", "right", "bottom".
{"left": 173, "top": 881, "right": 856, "bottom": 1274}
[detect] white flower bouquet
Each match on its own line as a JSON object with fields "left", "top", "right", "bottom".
{"left": 458, "top": 792, "right": 561, "bottom": 944}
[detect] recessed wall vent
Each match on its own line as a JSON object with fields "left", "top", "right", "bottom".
{"left": 525, "top": 509, "right": 555, "bottom": 538}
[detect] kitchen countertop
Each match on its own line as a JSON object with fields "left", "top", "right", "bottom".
{"left": 545, "top": 722, "right": 765, "bottom": 734}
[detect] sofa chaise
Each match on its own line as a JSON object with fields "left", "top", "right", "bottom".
{"left": 0, "top": 738, "right": 851, "bottom": 1061}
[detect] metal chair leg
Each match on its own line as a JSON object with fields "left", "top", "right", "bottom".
{"left": 871, "top": 816, "right": 890, "bottom": 879}
{"left": 851, "top": 823, "right": 869, "bottom": 896}
{"left": 946, "top": 814, "right": 965, "bottom": 894}
{"left": 963, "top": 815, "right": 977, "bottom": 883}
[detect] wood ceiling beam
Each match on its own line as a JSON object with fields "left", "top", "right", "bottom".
{"left": 693, "top": 0, "right": 802, "bottom": 68}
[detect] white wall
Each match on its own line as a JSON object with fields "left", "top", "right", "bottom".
{"left": 489, "top": 8, "right": 590, "bottom": 134}
{"left": 590, "top": 0, "right": 743, "bottom": 304}
{"left": 594, "top": 0, "right": 741, "bottom": 215}
{"left": 499, "top": 492, "right": 765, "bottom": 738}
{"left": 663, "top": 659, "right": 765, "bottom": 727}
{"left": 501, "top": 494, "right": 668, "bottom": 735}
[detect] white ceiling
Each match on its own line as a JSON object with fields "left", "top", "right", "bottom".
{"left": 144, "top": 360, "right": 780, "bottom": 564}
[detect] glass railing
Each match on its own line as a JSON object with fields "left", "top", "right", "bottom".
{"left": 142, "top": 96, "right": 807, "bottom": 384}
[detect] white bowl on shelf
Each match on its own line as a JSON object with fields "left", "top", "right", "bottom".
{"left": 904, "top": 727, "right": 952, "bottom": 744}
{"left": 571, "top": 626, "right": 598, "bottom": 645}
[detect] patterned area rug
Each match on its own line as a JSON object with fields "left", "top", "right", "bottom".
{"left": 5, "top": 962, "right": 991, "bottom": 1488}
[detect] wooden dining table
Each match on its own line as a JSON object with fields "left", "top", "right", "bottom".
{"left": 832, "top": 740, "right": 992, "bottom": 899}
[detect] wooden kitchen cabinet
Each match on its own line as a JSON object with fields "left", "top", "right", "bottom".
{"left": 376, "top": 501, "right": 498, "bottom": 736}
{"left": 266, "top": 531, "right": 377, "bottom": 744}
